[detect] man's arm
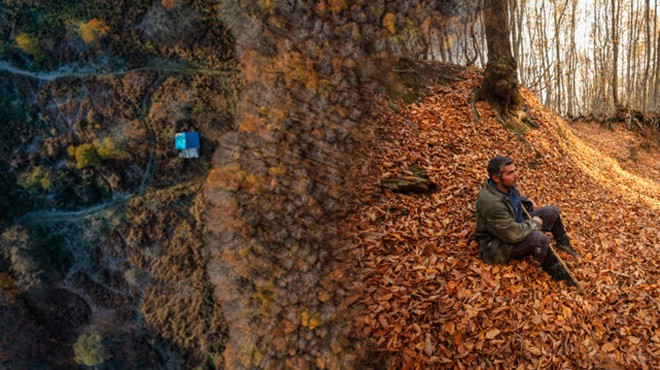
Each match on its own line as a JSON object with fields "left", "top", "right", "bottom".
{"left": 485, "top": 206, "right": 542, "bottom": 244}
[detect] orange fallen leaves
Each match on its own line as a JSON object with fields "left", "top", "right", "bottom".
{"left": 602, "top": 342, "right": 617, "bottom": 353}
{"left": 485, "top": 328, "right": 500, "bottom": 340}
{"left": 342, "top": 68, "right": 659, "bottom": 369}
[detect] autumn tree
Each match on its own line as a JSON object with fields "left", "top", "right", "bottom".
{"left": 161, "top": 0, "right": 181, "bottom": 10}
{"left": 15, "top": 33, "right": 42, "bottom": 57}
{"left": 77, "top": 19, "right": 109, "bottom": 44}
{"left": 480, "top": 0, "right": 531, "bottom": 132}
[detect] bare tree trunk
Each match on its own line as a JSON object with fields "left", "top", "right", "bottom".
{"left": 653, "top": 31, "right": 659, "bottom": 110}
{"left": 553, "top": 1, "right": 568, "bottom": 115}
{"left": 642, "top": 0, "right": 651, "bottom": 111}
{"left": 418, "top": 17, "right": 431, "bottom": 61}
{"left": 578, "top": 53, "right": 590, "bottom": 114}
{"left": 655, "top": 38, "right": 660, "bottom": 111}
{"left": 611, "top": 0, "right": 620, "bottom": 108}
{"left": 625, "top": 0, "right": 634, "bottom": 108}
{"left": 460, "top": 22, "right": 469, "bottom": 63}
{"left": 593, "top": 0, "right": 602, "bottom": 116}
{"left": 429, "top": 29, "right": 436, "bottom": 61}
{"left": 567, "top": 0, "right": 577, "bottom": 117}
{"left": 537, "top": 1, "right": 552, "bottom": 107}
{"left": 602, "top": 0, "right": 614, "bottom": 115}
{"left": 439, "top": 31, "right": 448, "bottom": 62}
{"left": 631, "top": 7, "right": 641, "bottom": 109}
{"left": 515, "top": 0, "right": 527, "bottom": 86}
{"left": 510, "top": 0, "right": 521, "bottom": 74}
{"left": 633, "top": 10, "right": 640, "bottom": 110}
{"left": 653, "top": 0, "right": 660, "bottom": 111}
{"left": 444, "top": 30, "right": 454, "bottom": 64}
{"left": 471, "top": 19, "right": 485, "bottom": 67}
{"left": 524, "top": 6, "right": 539, "bottom": 90}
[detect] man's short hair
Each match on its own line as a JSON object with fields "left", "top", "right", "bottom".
{"left": 488, "top": 156, "right": 513, "bottom": 180}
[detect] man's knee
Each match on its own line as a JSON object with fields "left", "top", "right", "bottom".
{"left": 548, "top": 205, "right": 560, "bottom": 217}
{"left": 527, "top": 231, "right": 550, "bottom": 246}
{"left": 528, "top": 231, "right": 550, "bottom": 261}
{"left": 534, "top": 206, "right": 560, "bottom": 229}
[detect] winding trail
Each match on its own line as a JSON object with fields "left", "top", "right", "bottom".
{"left": 0, "top": 60, "right": 237, "bottom": 81}
{"left": 19, "top": 195, "right": 130, "bottom": 224}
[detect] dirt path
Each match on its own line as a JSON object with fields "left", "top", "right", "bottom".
{"left": 0, "top": 60, "right": 237, "bottom": 81}
{"left": 18, "top": 195, "right": 130, "bottom": 224}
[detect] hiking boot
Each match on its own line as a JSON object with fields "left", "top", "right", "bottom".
{"left": 541, "top": 248, "right": 577, "bottom": 286}
{"left": 555, "top": 234, "right": 582, "bottom": 258}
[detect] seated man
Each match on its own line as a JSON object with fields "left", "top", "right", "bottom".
{"left": 475, "top": 156, "right": 580, "bottom": 286}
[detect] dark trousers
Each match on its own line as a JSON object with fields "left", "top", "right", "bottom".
{"left": 509, "top": 206, "right": 567, "bottom": 262}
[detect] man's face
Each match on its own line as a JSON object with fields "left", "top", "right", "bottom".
{"left": 493, "top": 164, "right": 518, "bottom": 190}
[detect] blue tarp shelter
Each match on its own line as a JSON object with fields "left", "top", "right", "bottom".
{"left": 175, "top": 132, "right": 200, "bottom": 158}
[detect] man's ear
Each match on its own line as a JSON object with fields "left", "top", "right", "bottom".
{"left": 491, "top": 175, "right": 500, "bottom": 183}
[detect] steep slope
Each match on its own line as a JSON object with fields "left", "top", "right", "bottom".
{"left": 343, "top": 68, "right": 659, "bottom": 369}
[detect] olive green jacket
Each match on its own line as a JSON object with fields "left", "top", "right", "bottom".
{"left": 475, "top": 180, "right": 541, "bottom": 264}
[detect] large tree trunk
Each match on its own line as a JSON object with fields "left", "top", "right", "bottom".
{"left": 611, "top": 0, "right": 620, "bottom": 108}
{"left": 539, "top": 2, "right": 552, "bottom": 108}
{"left": 652, "top": 0, "right": 660, "bottom": 111}
{"left": 553, "top": 1, "right": 566, "bottom": 114}
{"left": 625, "top": 0, "right": 635, "bottom": 108}
{"left": 642, "top": 0, "right": 651, "bottom": 111}
{"left": 481, "top": 0, "right": 528, "bottom": 132}
{"left": 567, "top": 0, "right": 577, "bottom": 117}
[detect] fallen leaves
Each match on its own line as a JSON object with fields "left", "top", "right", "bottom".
{"left": 485, "top": 328, "right": 500, "bottom": 340}
{"left": 342, "top": 69, "right": 660, "bottom": 369}
{"left": 601, "top": 342, "right": 617, "bottom": 353}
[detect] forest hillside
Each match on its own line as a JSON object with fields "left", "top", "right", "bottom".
{"left": 341, "top": 66, "right": 659, "bottom": 369}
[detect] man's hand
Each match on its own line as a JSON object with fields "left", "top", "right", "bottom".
{"left": 532, "top": 216, "right": 543, "bottom": 226}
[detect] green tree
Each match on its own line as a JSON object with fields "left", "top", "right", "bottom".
{"left": 15, "top": 32, "right": 42, "bottom": 57}
{"left": 70, "top": 143, "right": 101, "bottom": 169}
{"left": 68, "top": 138, "right": 127, "bottom": 169}
{"left": 95, "top": 137, "right": 126, "bottom": 160}
{"left": 18, "top": 166, "right": 54, "bottom": 191}
{"left": 74, "top": 330, "right": 108, "bottom": 367}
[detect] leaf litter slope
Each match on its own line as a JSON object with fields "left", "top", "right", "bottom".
{"left": 343, "top": 68, "right": 659, "bottom": 369}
